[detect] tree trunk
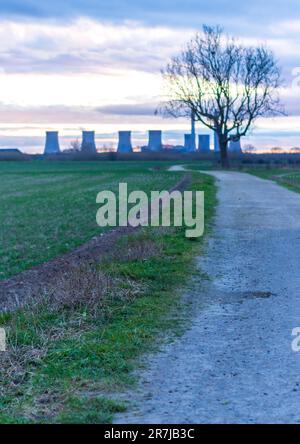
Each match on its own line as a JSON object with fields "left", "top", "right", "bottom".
{"left": 218, "top": 134, "right": 229, "bottom": 168}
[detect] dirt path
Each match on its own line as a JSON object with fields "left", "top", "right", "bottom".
{"left": 115, "top": 170, "right": 300, "bottom": 424}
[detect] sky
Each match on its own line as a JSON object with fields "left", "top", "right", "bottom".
{"left": 1, "top": 0, "right": 300, "bottom": 152}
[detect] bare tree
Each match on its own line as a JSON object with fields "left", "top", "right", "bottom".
{"left": 162, "top": 26, "right": 283, "bottom": 167}
{"left": 69, "top": 139, "right": 81, "bottom": 152}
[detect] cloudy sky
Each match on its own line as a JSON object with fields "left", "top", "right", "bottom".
{"left": 1, "top": 0, "right": 300, "bottom": 152}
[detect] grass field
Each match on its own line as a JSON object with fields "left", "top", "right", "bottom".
{"left": 0, "top": 161, "right": 216, "bottom": 423}
{"left": 244, "top": 167, "right": 300, "bottom": 193}
{"left": 0, "top": 161, "right": 185, "bottom": 280}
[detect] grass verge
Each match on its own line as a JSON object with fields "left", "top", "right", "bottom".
{"left": 0, "top": 171, "right": 216, "bottom": 424}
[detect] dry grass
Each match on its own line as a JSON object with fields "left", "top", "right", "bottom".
{"left": 108, "top": 237, "right": 161, "bottom": 263}
{"left": 46, "top": 266, "right": 112, "bottom": 312}
{"left": 0, "top": 235, "right": 159, "bottom": 401}
{"left": 0, "top": 346, "right": 47, "bottom": 393}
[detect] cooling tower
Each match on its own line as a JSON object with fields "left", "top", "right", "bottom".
{"left": 214, "top": 131, "right": 220, "bottom": 152}
{"left": 214, "top": 131, "right": 230, "bottom": 152}
{"left": 198, "top": 135, "right": 210, "bottom": 152}
{"left": 44, "top": 131, "right": 60, "bottom": 155}
{"left": 148, "top": 130, "right": 162, "bottom": 151}
{"left": 229, "top": 138, "right": 242, "bottom": 153}
{"left": 81, "top": 131, "right": 97, "bottom": 153}
{"left": 184, "top": 134, "right": 192, "bottom": 152}
{"left": 117, "top": 131, "right": 133, "bottom": 153}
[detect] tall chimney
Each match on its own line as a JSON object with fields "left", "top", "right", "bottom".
{"left": 44, "top": 131, "right": 60, "bottom": 155}
{"left": 117, "top": 131, "right": 133, "bottom": 153}
{"left": 190, "top": 111, "right": 196, "bottom": 151}
{"left": 81, "top": 131, "right": 97, "bottom": 153}
{"left": 148, "top": 130, "right": 162, "bottom": 151}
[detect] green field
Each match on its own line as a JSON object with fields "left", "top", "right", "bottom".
{"left": 0, "top": 161, "right": 184, "bottom": 280}
{"left": 0, "top": 161, "right": 217, "bottom": 423}
{"left": 244, "top": 167, "right": 300, "bottom": 193}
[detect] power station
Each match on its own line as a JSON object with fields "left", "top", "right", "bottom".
{"left": 41, "top": 126, "right": 243, "bottom": 155}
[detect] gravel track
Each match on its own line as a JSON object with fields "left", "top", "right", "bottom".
{"left": 115, "top": 170, "right": 300, "bottom": 424}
